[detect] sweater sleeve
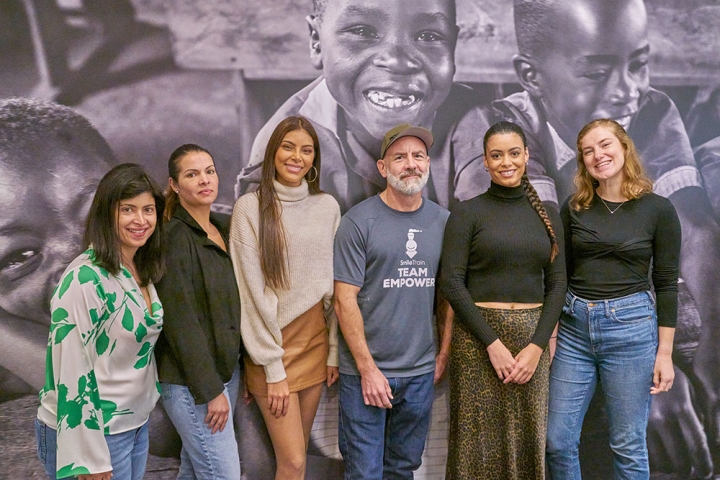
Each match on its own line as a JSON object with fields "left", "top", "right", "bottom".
{"left": 155, "top": 225, "right": 225, "bottom": 404}
{"left": 48, "top": 266, "right": 111, "bottom": 478}
{"left": 652, "top": 198, "right": 681, "bottom": 327}
{"left": 229, "top": 196, "right": 286, "bottom": 383}
{"left": 530, "top": 205, "right": 567, "bottom": 348}
{"left": 324, "top": 204, "right": 342, "bottom": 367}
{"left": 439, "top": 203, "right": 499, "bottom": 347}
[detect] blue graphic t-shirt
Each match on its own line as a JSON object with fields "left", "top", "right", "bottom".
{"left": 334, "top": 195, "right": 449, "bottom": 377}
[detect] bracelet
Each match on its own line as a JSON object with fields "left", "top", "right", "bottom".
{"left": 550, "top": 336, "right": 557, "bottom": 339}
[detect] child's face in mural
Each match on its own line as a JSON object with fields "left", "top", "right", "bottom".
{"left": 530, "top": 0, "right": 650, "bottom": 143}
{"left": 308, "top": 0, "right": 458, "bottom": 141}
{"left": 0, "top": 145, "right": 107, "bottom": 325}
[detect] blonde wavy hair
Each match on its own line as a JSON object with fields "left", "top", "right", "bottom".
{"left": 570, "top": 118, "right": 653, "bottom": 211}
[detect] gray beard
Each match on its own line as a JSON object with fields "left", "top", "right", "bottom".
{"left": 386, "top": 167, "right": 430, "bottom": 196}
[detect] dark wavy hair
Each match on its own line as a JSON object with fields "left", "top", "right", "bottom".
{"left": 83, "top": 163, "right": 166, "bottom": 285}
{"left": 483, "top": 121, "right": 559, "bottom": 262}
{"left": 258, "top": 116, "right": 321, "bottom": 289}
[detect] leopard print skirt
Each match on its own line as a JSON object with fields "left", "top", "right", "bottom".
{"left": 446, "top": 306, "right": 550, "bottom": 480}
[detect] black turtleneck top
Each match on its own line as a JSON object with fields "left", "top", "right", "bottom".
{"left": 440, "top": 182, "right": 567, "bottom": 348}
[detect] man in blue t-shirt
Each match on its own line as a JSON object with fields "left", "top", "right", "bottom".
{"left": 334, "top": 124, "right": 451, "bottom": 480}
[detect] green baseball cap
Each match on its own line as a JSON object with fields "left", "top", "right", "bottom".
{"left": 380, "top": 124, "right": 434, "bottom": 159}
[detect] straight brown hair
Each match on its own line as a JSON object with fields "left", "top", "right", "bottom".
{"left": 258, "top": 116, "right": 322, "bottom": 289}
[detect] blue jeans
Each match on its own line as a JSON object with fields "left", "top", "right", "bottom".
{"left": 338, "top": 371, "right": 434, "bottom": 480}
{"left": 160, "top": 364, "right": 241, "bottom": 480}
{"left": 546, "top": 291, "right": 658, "bottom": 480}
{"left": 35, "top": 418, "right": 149, "bottom": 480}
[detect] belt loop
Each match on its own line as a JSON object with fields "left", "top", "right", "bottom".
{"left": 568, "top": 292, "right": 577, "bottom": 314}
{"left": 604, "top": 299, "right": 610, "bottom": 316}
{"left": 646, "top": 291, "right": 656, "bottom": 308}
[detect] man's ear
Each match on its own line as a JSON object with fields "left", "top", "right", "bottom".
{"left": 306, "top": 15, "right": 323, "bottom": 70}
{"left": 377, "top": 158, "right": 388, "bottom": 178}
{"left": 513, "top": 53, "right": 542, "bottom": 99}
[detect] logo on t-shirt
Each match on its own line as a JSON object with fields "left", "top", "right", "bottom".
{"left": 381, "top": 229, "right": 435, "bottom": 289}
{"left": 406, "top": 229, "right": 421, "bottom": 258}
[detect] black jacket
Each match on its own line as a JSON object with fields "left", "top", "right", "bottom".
{"left": 155, "top": 206, "right": 242, "bottom": 404}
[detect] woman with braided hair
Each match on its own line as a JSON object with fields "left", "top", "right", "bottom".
{"left": 440, "top": 121, "right": 566, "bottom": 479}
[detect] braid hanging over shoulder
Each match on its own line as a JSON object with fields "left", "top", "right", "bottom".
{"left": 521, "top": 173, "right": 559, "bottom": 262}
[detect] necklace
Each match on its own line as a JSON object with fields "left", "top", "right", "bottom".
{"left": 599, "top": 196, "right": 626, "bottom": 214}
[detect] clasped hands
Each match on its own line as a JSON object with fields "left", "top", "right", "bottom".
{"left": 487, "top": 339, "right": 543, "bottom": 384}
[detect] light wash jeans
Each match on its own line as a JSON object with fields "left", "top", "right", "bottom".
{"left": 35, "top": 418, "right": 149, "bottom": 480}
{"left": 338, "top": 371, "right": 434, "bottom": 480}
{"left": 160, "top": 364, "right": 241, "bottom": 480}
{"left": 546, "top": 291, "right": 658, "bottom": 480}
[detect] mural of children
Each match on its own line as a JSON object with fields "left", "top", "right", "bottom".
{"left": 0, "top": 98, "right": 114, "bottom": 401}
{"left": 235, "top": 0, "right": 491, "bottom": 212}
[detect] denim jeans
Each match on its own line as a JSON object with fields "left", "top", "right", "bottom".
{"left": 546, "top": 291, "right": 658, "bottom": 480}
{"left": 338, "top": 371, "right": 434, "bottom": 480}
{"left": 160, "top": 363, "right": 241, "bottom": 480}
{"left": 35, "top": 417, "right": 149, "bottom": 480}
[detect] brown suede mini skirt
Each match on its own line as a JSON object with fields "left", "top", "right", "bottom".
{"left": 245, "top": 301, "right": 328, "bottom": 396}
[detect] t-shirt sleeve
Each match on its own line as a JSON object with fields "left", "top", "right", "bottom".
{"left": 631, "top": 90, "right": 702, "bottom": 198}
{"left": 333, "top": 215, "right": 366, "bottom": 288}
{"left": 526, "top": 147, "right": 559, "bottom": 207}
{"left": 48, "top": 265, "right": 112, "bottom": 478}
{"left": 439, "top": 203, "right": 498, "bottom": 347}
{"left": 651, "top": 198, "right": 681, "bottom": 328}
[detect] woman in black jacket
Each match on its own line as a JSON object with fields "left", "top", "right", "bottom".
{"left": 154, "top": 144, "right": 243, "bottom": 479}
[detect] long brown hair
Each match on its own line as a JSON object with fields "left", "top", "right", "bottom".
{"left": 570, "top": 118, "right": 653, "bottom": 211}
{"left": 258, "top": 116, "right": 322, "bottom": 289}
{"left": 483, "top": 121, "right": 559, "bottom": 262}
{"left": 164, "top": 144, "right": 212, "bottom": 221}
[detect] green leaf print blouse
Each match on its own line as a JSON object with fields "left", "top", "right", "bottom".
{"left": 37, "top": 249, "right": 164, "bottom": 478}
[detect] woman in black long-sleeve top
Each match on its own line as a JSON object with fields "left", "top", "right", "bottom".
{"left": 154, "top": 144, "right": 243, "bottom": 479}
{"left": 440, "top": 121, "right": 566, "bottom": 479}
{"left": 545, "top": 119, "right": 680, "bottom": 479}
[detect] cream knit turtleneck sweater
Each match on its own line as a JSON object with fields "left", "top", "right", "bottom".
{"left": 230, "top": 179, "right": 340, "bottom": 383}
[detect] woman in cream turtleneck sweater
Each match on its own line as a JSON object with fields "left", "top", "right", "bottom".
{"left": 230, "top": 116, "right": 340, "bottom": 480}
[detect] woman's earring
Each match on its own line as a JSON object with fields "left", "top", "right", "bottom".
{"left": 306, "top": 165, "right": 318, "bottom": 183}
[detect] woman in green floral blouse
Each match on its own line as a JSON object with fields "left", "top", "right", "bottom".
{"left": 35, "top": 164, "right": 166, "bottom": 480}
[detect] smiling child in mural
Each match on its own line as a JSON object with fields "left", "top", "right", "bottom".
{"left": 235, "top": 0, "right": 491, "bottom": 213}
{"left": 0, "top": 98, "right": 113, "bottom": 402}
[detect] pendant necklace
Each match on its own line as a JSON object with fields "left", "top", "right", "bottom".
{"left": 599, "top": 196, "right": 626, "bottom": 214}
